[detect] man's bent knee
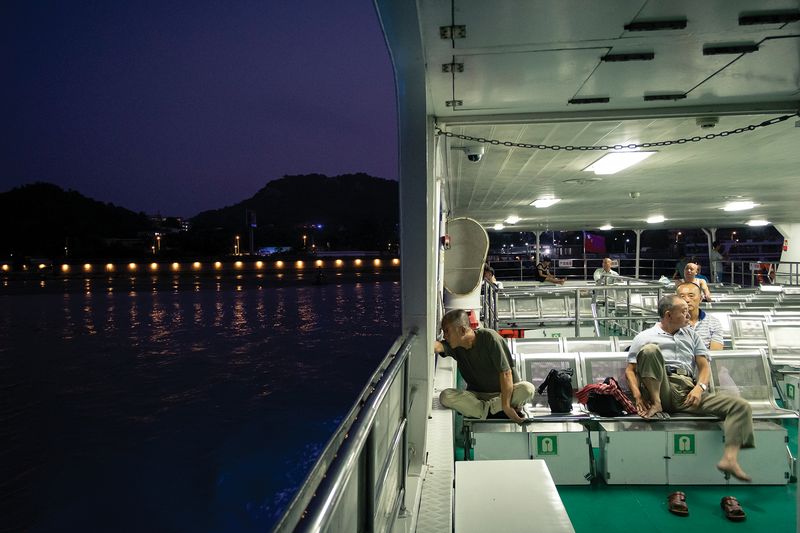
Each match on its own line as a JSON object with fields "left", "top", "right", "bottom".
{"left": 439, "top": 388, "right": 458, "bottom": 408}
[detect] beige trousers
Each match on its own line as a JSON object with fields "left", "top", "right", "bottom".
{"left": 439, "top": 381, "right": 536, "bottom": 419}
{"left": 636, "top": 344, "right": 754, "bottom": 447}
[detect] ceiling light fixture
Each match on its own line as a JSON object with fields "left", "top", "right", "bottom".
{"left": 647, "top": 215, "right": 665, "bottom": 224}
{"left": 493, "top": 223, "right": 505, "bottom": 231}
{"left": 505, "top": 215, "right": 520, "bottom": 224}
{"left": 584, "top": 151, "right": 656, "bottom": 175}
{"left": 599, "top": 224, "right": 614, "bottom": 231}
{"left": 723, "top": 201, "right": 757, "bottom": 211}
{"left": 530, "top": 197, "right": 561, "bottom": 208}
{"left": 747, "top": 219, "right": 770, "bottom": 227}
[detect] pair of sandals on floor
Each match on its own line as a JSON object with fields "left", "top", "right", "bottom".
{"left": 668, "top": 491, "right": 746, "bottom": 522}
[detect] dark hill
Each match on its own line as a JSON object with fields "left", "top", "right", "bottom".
{"left": 0, "top": 183, "right": 152, "bottom": 258}
{"left": 190, "top": 173, "right": 398, "bottom": 251}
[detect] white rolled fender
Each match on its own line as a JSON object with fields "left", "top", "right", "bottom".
{"left": 442, "top": 217, "right": 489, "bottom": 313}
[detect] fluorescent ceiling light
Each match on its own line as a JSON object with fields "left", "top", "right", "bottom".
{"left": 647, "top": 215, "right": 665, "bottom": 224}
{"left": 530, "top": 197, "right": 561, "bottom": 208}
{"left": 747, "top": 219, "right": 770, "bottom": 227}
{"left": 493, "top": 223, "right": 505, "bottom": 231}
{"left": 584, "top": 151, "right": 656, "bottom": 175}
{"left": 599, "top": 224, "right": 613, "bottom": 231}
{"left": 505, "top": 215, "right": 520, "bottom": 224}
{"left": 723, "top": 201, "right": 757, "bottom": 211}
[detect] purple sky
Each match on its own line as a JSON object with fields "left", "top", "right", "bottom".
{"left": 2, "top": 1, "right": 398, "bottom": 216}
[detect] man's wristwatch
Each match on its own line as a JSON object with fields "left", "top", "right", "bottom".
{"left": 698, "top": 383, "right": 708, "bottom": 392}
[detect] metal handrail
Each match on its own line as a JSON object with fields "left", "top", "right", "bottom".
{"left": 273, "top": 330, "right": 417, "bottom": 532}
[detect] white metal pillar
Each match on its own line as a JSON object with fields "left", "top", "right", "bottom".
{"left": 775, "top": 223, "right": 800, "bottom": 285}
{"left": 633, "top": 229, "right": 643, "bottom": 279}
{"left": 535, "top": 231, "right": 542, "bottom": 264}
{"left": 701, "top": 228, "right": 717, "bottom": 280}
{"left": 376, "top": 1, "right": 435, "bottom": 528}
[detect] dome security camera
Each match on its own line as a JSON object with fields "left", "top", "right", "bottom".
{"left": 465, "top": 146, "right": 485, "bottom": 162}
{"left": 696, "top": 116, "right": 719, "bottom": 129}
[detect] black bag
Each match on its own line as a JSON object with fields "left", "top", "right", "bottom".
{"left": 537, "top": 368, "right": 574, "bottom": 413}
{"left": 586, "top": 377, "right": 626, "bottom": 417}
{"left": 587, "top": 392, "right": 625, "bottom": 417}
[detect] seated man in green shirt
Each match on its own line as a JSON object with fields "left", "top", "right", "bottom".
{"left": 433, "top": 309, "right": 535, "bottom": 423}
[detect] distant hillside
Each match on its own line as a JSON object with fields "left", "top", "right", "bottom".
{"left": 190, "top": 173, "right": 399, "bottom": 251}
{"left": 0, "top": 183, "right": 152, "bottom": 258}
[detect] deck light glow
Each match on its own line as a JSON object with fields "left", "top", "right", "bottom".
{"left": 723, "top": 201, "right": 757, "bottom": 211}
{"left": 530, "top": 197, "right": 561, "bottom": 208}
{"left": 315, "top": 260, "right": 323, "bottom": 267}
{"left": 584, "top": 151, "right": 655, "bottom": 175}
{"left": 354, "top": 259, "right": 362, "bottom": 266}
{"left": 747, "top": 219, "right": 770, "bottom": 226}
{"left": 276, "top": 261, "right": 284, "bottom": 268}
{"left": 392, "top": 258, "right": 400, "bottom": 265}
{"left": 373, "top": 259, "right": 381, "bottom": 266}
{"left": 505, "top": 215, "right": 520, "bottom": 224}
{"left": 128, "top": 263, "right": 137, "bottom": 271}
{"left": 296, "top": 260, "right": 304, "bottom": 268}
{"left": 493, "top": 223, "right": 505, "bottom": 231}
{"left": 335, "top": 259, "right": 343, "bottom": 266}
{"left": 39, "top": 263, "right": 46, "bottom": 269}
{"left": 2, "top": 264, "right": 9, "bottom": 272}
{"left": 171, "top": 262, "right": 180, "bottom": 271}
{"left": 255, "top": 261, "right": 264, "bottom": 268}
{"left": 193, "top": 262, "right": 201, "bottom": 269}
{"left": 234, "top": 261, "right": 243, "bottom": 269}
{"left": 150, "top": 263, "right": 158, "bottom": 271}
{"left": 61, "top": 264, "right": 70, "bottom": 272}
{"left": 599, "top": 224, "right": 614, "bottom": 231}
{"left": 84, "top": 264, "right": 92, "bottom": 272}
{"left": 646, "top": 215, "right": 665, "bottom": 224}
{"left": 214, "top": 261, "right": 222, "bottom": 269}
{"left": 106, "top": 263, "right": 115, "bottom": 272}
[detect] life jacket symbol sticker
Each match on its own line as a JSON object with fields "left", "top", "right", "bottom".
{"left": 536, "top": 435, "right": 558, "bottom": 455}
{"left": 673, "top": 434, "right": 695, "bottom": 454}
{"left": 787, "top": 383, "right": 796, "bottom": 400}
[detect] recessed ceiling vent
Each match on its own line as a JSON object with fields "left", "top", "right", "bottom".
{"left": 624, "top": 19, "right": 687, "bottom": 31}
{"left": 739, "top": 12, "right": 800, "bottom": 25}
{"left": 703, "top": 43, "right": 759, "bottom": 55}
{"left": 568, "top": 97, "right": 610, "bottom": 105}
{"left": 563, "top": 177, "right": 602, "bottom": 185}
{"left": 602, "top": 52, "right": 655, "bottom": 62}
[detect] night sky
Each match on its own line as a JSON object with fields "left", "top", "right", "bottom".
{"left": 2, "top": 1, "right": 398, "bottom": 216}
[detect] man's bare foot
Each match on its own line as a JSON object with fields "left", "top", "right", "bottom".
{"left": 640, "top": 404, "right": 665, "bottom": 419}
{"left": 717, "top": 460, "right": 752, "bottom": 482}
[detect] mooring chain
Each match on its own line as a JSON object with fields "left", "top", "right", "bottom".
{"left": 435, "top": 113, "right": 797, "bottom": 151}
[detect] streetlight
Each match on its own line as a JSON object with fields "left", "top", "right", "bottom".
{"left": 302, "top": 234, "right": 307, "bottom": 248}
{"left": 235, "top": 235, "right": 240, "bottom": 255}
{"left": 155, "top": 234, "right": 161, "bottom": 252}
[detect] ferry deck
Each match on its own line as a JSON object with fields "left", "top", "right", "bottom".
{"left": 272, "top": 1, "right": 800, "bottom": 531}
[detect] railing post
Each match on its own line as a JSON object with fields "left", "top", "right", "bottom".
{"left": 399, "top": 355, "right": 409, "bottom": 515}
{"left": 574, "top": 288, "right": 581, "bottom": 337}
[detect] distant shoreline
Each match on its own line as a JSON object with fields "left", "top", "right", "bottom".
{"left": 0, "top": 270, "right": 400, "bottom": 295}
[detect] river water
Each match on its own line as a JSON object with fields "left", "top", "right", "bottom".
{"left": 0, "top": 280, "right": 400, "bottom": 532}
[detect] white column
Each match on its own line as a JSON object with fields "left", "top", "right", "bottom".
{"left": 775, "top": 223, "right": 800, "bottom": 285}
{"left": 634, "top": 229, "right": 643, "bottom": 279}
{"left": 377, "top": 0, "right": 435, "bottom": 517}
{"left": 701, "top": 228, "right": 717, "bottom": 280}
{"left": 535, "top": 231, "right": 542, "bottom": 264}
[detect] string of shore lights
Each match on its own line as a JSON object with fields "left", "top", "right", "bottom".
{"left": 435, "top": 112, "right": 798, "bottom": 152}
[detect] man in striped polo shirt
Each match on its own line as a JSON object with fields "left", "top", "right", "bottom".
{"left": 676, "top": 282, "right": 723, "bottom": 350}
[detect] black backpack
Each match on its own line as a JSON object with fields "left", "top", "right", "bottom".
{"left": 537, "top": 368, "right": 574, "bottom": 413}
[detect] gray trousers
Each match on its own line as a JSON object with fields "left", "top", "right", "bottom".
{"left": 636, "top": 344, "right": 754, "bottom": 448}
{"left": 439, "top": 381, "right": 536, "bottom": 419}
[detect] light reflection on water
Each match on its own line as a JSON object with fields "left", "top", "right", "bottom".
{"left": 0, "top": 281, "right": 400, "bottom": 533}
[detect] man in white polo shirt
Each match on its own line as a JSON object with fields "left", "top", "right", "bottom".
{"left": 625, "top": 294, "right": 753, "bottom": 481}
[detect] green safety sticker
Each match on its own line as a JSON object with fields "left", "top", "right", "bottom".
{"left": 788, "top": 383, "right": 796, "bottom": 400}
{"left": 674, "top": 434, "right": 695, "bottom": 455}
{"left": 551, "top": 333, "right": 561, "bottom": 338}
{"left": 536, "top": 435, "right": 558, "bottom": 455}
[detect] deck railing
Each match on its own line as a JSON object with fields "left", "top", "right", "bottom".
{"left": 272, "top": 331, "right": 417, "bottom": 533}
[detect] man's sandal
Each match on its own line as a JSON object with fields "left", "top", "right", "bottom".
{"left": 667, "top": 491, "right": 689, "bottom": 516}
{"left": 721, "top": 496, "right": 746, "bottom": 522}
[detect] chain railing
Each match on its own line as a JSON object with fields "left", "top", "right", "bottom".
{"left": 436, "top": 113, "right": 797, "bottom": 152}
